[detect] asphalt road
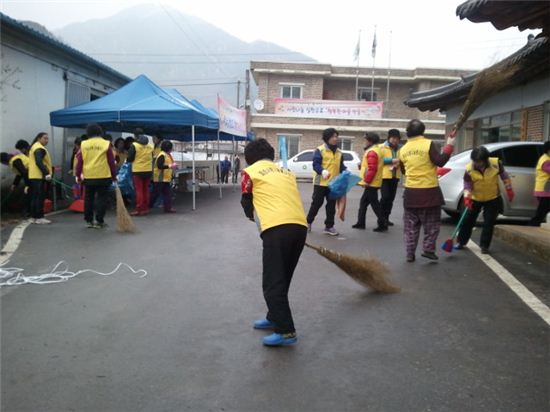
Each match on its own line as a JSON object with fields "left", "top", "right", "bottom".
{"left": 1, "top": 183, "right": 548, "bottom": 412}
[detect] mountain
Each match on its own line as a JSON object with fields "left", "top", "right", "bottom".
{"left": 54, "top": 4, "right": 315, "bottom": 108}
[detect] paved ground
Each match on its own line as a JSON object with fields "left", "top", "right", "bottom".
{"left": 1, "top": 184, "right": 548, "bottom": 412}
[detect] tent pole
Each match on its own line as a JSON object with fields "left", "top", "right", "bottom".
{"left": 51, "top": 125, "right": 57, "bottom": 211}
{"left": 232, "top": 136, "right": 236, "bottom": 192}
{"left": 218, "top": 130, "right": 222, "bottom": 199}
{"left": 192, "top": 125, "right": 196, "bottom": 211}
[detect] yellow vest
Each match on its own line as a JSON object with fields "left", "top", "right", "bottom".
{"left": 132, "top": 142, "right": 153, "bottom": 173}
{"left": 358, "top": 145, "right": 384, "bottom": 188}
{"left": 80, "top": 137, "right": 112, "bottom": 179}
{"left": 313, "top": 144, "right": 342, "bottom": 186}
{"left": 29, "top": 142, "right": 52, "bottom": 180}
{"left": 245, "top": 159, "right": 307, "bottom": 233}
{"left": 8, "top": 153, "right": 29, "bottom": 175}
{"left": 535, "top": 153, "right": 550, "bottom": 193}
{"left": 399, "top": 136, "right": 438, "bottom": 189}
{"left": 466, "top": 157, "right": 500, "bottom": 202}
{"left": 380, "top": 144, "right": 402, "bottom": 179}
{"left": 153, "top": 146, "right": 161, "bottom": 158}
{"left": 153, "top": 151, "right": 174, "bottom": 183}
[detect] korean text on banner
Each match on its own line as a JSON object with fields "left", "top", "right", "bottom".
{"left": 217, "top": 95, "right": 247, "bottom": 137}
{"left": 274, "top": 99, "right": 383, "bottom": 120}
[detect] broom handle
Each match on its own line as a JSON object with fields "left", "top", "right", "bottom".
{"left": 451, "top": 208, "right": 469, "bottom": 240}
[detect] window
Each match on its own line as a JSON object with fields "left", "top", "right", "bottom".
{"left": 342, "top": 153, "right": 354, "bottom": 161}
{"left": 296, "top": 151, "right": 313, "bottom": 162}
{"left": 277, "top": 134, "right": 301, "bottom": 158}
{"left": 338, "top": 137, "right": 353, "bottom": 151}
{"left": 281, "top": 85, "right": 302, "bottom": 99}
{"left": 475, "top": 111, "right": 522, "bottom": 145}
{"left": 357, "top": 87, "right": 378, "bottom": 101}
{"left": 501, "top": 145, "right": 540, "bottom": 168}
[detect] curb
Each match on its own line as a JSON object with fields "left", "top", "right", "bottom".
{"left": 494, "top": 225, "right": 550, "bottom": 263}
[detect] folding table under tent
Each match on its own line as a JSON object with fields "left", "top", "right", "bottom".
{"left": 50, "top": 74, "right": 218, "bottom": 210}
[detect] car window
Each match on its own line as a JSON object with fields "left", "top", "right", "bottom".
{"left": 501, "top": 145, "right": 540, "bottom": 168}
{"left": 296, "top": 151, "right": 313, "bottom": 162}
{"left": 489, "top": 149, "right": 503, "bottom": 161}
{"left": 342, "top": 153, "right": 354, "bottom": 161}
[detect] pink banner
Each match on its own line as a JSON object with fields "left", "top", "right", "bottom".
{"left": 217, "top": 95, "right": 247, "bottom": 137}
{"left": 274, "top": 98, "right": 383, "bottom": 120}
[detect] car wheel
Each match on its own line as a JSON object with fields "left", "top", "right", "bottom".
{"left": 444, "top": 196, "right": 464, "bottom": 222}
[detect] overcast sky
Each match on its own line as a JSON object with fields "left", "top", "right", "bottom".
{"left": 1, "top": 0, "right": 539, "bottom": 70}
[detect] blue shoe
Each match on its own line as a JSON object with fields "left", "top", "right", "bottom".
{"left": 253, "top": 319, "right": 276, "bottom": 330}
{"left": 262, "top": 332, "right": 297, "bottom": 346}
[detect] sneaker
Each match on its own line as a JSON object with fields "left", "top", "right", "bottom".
{"left": 387, "top": 221, "right": 395, "bottom": 226}
{"left": 421, "top": 251, "right": 439, "bottom": 261}
{"left": 351, "top": 223, "right": 366, "bottom": 229}
{"left": 28, "top": 218, "right": 37, "bottom": 224}
{"left": 454, "top": 243, "right": 464, "bottom": 250}
{"left": 262, "top": 332, "right": 297, "bottom": 347}
{"left": 86, "top": 221, "right": 95, "bottom": 229}
{"left": 130, "top": 211, "right": 140, "bottom": 216}
{"left": 94, "top": 222, "right": 107, "bottom": 229}
{"left": 373, "top": 226, "right": 388, "bottom": 232}
{"left": 324, "top": 227, "right": 339, "bottom": 236}
{"left": 406, "top": 255, "right": 415, "bottom": 262}
{"left": 34, "top": 218, "right": 51, "bottom": 225}
{"left": 253, "top": 319, "right": 276, "bottom": 330}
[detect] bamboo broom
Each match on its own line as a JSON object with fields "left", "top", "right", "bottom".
{"left": 115, "top": 185, "right": 136, "bottom": 233}
{"left": 305, "top": 242, "right": 400, "bottom": 293}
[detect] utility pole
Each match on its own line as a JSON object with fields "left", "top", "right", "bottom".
{"left": 245, "top": 69, "right": 251, "bottom": 132}
{"left": 236, "top": 80, "right": 241, "bottom": 108}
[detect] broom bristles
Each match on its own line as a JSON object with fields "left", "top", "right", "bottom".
{"left": 115, "top": 186, "right": 136, "bottom": 233}
{"left": 441, "top": 239, "right": 454, "bottom": 253}
{"left": 305, "top": 242, "right": 400, "bottom": 293}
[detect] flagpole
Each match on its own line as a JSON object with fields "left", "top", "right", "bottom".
{"left": 370, "top": 25, "right": 376, "bottom": 101}
{"left": 355, "top": 30, "right": 361, "bottom": 101}
{"left": 386, "top": 30, "right": 392, "bottom": 116}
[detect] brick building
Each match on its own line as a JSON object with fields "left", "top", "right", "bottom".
{"left": 405, "top": 0, "right": 550, "bottom": 152}
{"left": 249, "top": 61, "right": 475, "bottom": 159}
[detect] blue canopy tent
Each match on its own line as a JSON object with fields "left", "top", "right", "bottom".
{"left": 50, "top": 75, "right": 219, "bottom": 209}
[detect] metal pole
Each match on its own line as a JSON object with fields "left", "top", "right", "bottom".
{"left": 51, "top": 126, "right": 57, "bottom": 211}
{"left": 192, "top": 125, "right": 196, "bottom": 211}
{"left": 386, "top": 30, "right": 392, "bottom": 116}
{"left": 218, "top": 130, "right": 222, "bottom": 199}
{"left": 355, "top": 30, "right": 361, "bottom": 101}
{"left": 371, "top": 26, "right": 376, "bottom": 101}
{"left": 236, "top": 80, "right": 241, "bottom": 108}
{"left": 232, "top": 136, "right": 236, "bottom": 192}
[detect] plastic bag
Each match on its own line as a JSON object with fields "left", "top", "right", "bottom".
{"left": 116, "top": 163, "right": 134, "bottom": 198}
{"left": 328, "top": 170, "right": 361, "bottom": 200}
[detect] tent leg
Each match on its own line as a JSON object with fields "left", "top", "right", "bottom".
{"left": 231, "top": 136, "right": 236, "bottom": 192}
{"left": 192, "top": 125, "right": 196, "bottom": 211}
{"left": 218, "top": 131, "right": 222, "bottom": 199}
{"left": 51, "top": 126, "right": 57, "bottom": 211}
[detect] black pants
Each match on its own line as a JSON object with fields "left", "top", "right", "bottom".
{"left": 221, "top": 170, "right": 229, "bottom": 184}
{"left": 531, "top": 197, "right": 550, "bottom": 226}
{"left": 380, "top": 178, "right": 399, "bottom": 221}
{"left": 261, "top": 224, "right": 307, "bottom": 334}
{"left": 457, "top": 197, "right": 500, "bottom": 249}
{"left": 29, "top": 179, "right": 45, "bottom": 219}
{"left": 84, "top": 183, "right": 110, "bottom": 224}
{"left": 356, "top": 186, "right": 386, "bottom": 228}
{"left": 306, "top": 185, "right": 336, "bottom": 228}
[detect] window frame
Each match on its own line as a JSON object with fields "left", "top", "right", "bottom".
{"left": 277, "top": 134, "right": 302, "bottom": 159}
{"left": 280, "top": 83, "right": 304, "bottom": 99}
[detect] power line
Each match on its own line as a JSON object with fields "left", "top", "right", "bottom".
{"left": 103, "top": 60, "right": 253, "bottom": 64}
{"left": 158, "top": 81, "right": 240, "bottom": 86}
{"left": 89, "top": 51, "right": 305, "bottom": 57}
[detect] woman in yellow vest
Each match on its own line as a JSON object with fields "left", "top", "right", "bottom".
{"left": 306, "top": 127, "right": 346, "bottom": 236}
{"left": 456, "top": 146, "right": 514, "bottom": 254}
{"left": 240, "top": 138, "right": 307, "bottom": 347}
{"left": 75, "top": 124, "right": 117, "bottom": 228}
{"left": 28, "top": 132, "right": 53, "bottom": 224}
{"left": 150, "top": 140, "right": 177, "bottom": 213}
{"left": 396, "top": 119, "right": 456, "bottom": 262}
{"left": 530, "top": 141, "right": 550, "bottom": 226}
{"left": 113, "top": 138, "right": 127, "bottom": 169}
{"left": 2, "top": 140, "right": 30, "bottom": 193}
{"left": 352, "top": 132, "right": 387, "bottom": 231}
{"left": 380, "top": 129, "right": 402, "bottom": 226}
{"left": 152, "top": 134, "right": 163, "bottom": 158}
{"left": 127, "top": 128, "right": 154, "bottom": 216}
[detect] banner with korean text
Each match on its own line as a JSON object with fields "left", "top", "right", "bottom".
{"left": 217, "top": 95, "right": 247, "bottom": 137}
{"left": 274, "top": 98, "right": 383, "bottom": 120}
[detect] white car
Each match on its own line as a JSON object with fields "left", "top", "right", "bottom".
{"left": 279, "top": 149, "right": 362, "bottom": 179}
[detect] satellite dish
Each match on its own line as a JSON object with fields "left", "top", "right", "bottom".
{"left": 253, "top": 99, "right": 265, "bottom": 111}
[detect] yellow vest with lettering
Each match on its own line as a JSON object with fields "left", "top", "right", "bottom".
{"left": 398, "top": 136, "right": 438, "bottom": 189}
{"left": 535, "top": 153, "right": 550, "bottom": 193}
{"left": 9, "top": 153, "right": 29, "bottom": 175}
{"left": 466, "top": 157, "right": 500, "bottom": 202}
{"left": 153, "top": 151, "right": 174, "bottom": 183}
{"left": 80, "top": 137, "right": 112, "bottom": 179}
{"left": 245, "top": 159, "right": 307, "bottom": 232}
{"left": 132, "top": 142, "right": 154, "bottom": 173}
{"left": 358, "top": 145, "right": 384, "bottom": 188}
{"left": 314, "top": 144, "right": 342, "bottom": 186}
{"left": 380, "top": 144, "right": 402, "bottom": 179}
{"left": 29, "top": 142, "right": 52, "bottom": 180}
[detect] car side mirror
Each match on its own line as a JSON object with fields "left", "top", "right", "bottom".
{"left": 293, "top": 158, "right": 298, "bottom": 162}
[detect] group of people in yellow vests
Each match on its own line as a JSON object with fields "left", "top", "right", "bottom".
{"left": 237, "top": 121, "right": 549, "bottom": 346}
{"left": 1, "top": 125, "right": 177, "bottom": 228}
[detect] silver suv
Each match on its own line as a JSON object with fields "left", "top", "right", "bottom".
{"left": 438, "top": 141, "right": 545, "bottom": 219}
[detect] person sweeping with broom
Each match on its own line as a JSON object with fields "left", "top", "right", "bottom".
{"left": 240, "top": 138, "right": 308, "bottom": 347}
{"left": 455, "top": 146, "right": 514, "bottom": 254}
{"left": 75, "top": 124, "right": 117, "bottom": 229}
